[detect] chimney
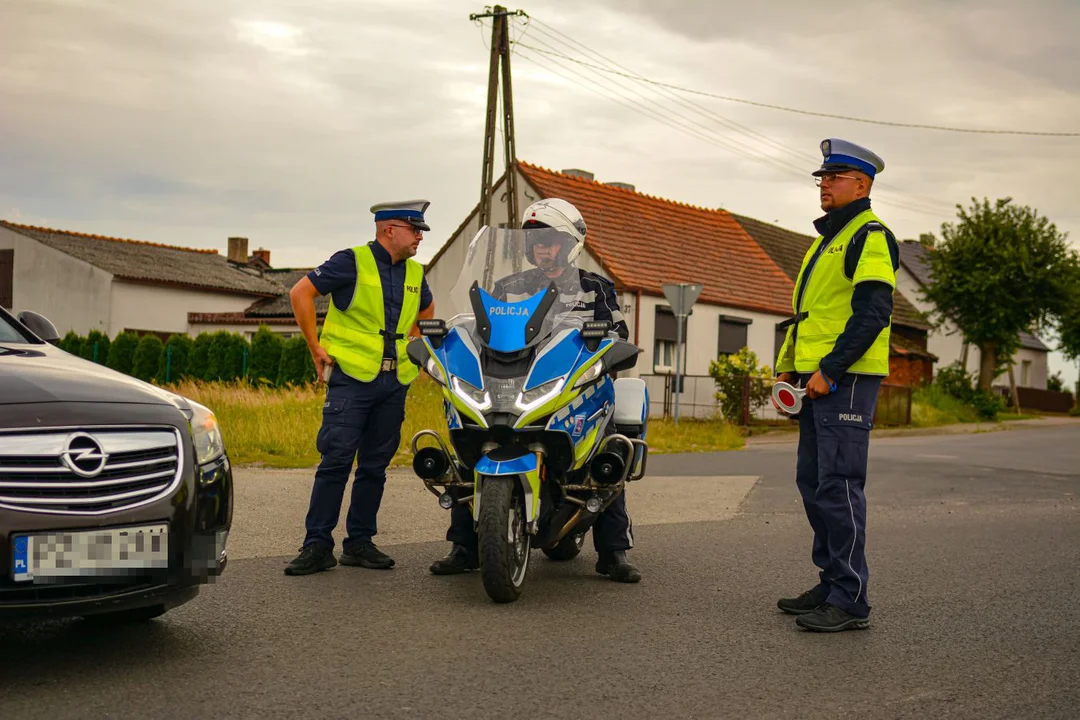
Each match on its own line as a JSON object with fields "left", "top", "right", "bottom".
{"left": 561, "top": 168, "right": 594, "bottom": 181}
{"left": 227, "top": 236, "right": 248, "bottom": 264}
{"left": 605, "top": 181, "right": 635, "bottom": 192}
{"left": 252, "top": 248, "right": 271, "bottom": 266}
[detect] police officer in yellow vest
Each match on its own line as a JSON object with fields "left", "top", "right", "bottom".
{"left": 774, "top": 139, "right": 899, "bottom": 631}
{"left": 284, "top": 200, "right": 435, "bottom": 575}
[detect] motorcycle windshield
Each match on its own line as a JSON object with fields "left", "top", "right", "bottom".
{"left": 446, "top": 226, "right": 590, "bottom": 354}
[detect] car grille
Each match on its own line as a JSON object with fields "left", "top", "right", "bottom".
{"left": 0, "top": 427, "right": 183, "bottom": 515}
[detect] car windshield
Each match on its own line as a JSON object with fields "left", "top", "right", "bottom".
{"left": 0, "top": 310, "right": 31, "bottom": 343}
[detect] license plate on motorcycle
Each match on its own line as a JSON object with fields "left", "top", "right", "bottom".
{"left": 11, "top": 524, "right": 169, "bottom": 582}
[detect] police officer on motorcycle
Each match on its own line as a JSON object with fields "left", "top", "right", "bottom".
{"left": 428, "top": 198, "right": 642, "bottom": 583}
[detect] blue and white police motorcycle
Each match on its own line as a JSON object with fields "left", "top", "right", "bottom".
{"left": 406, "top": 226, "right": 650, "bottom": 603}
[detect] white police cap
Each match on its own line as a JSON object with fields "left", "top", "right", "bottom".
{"left": 370, "top": 199, "right": 430, "bottom": 231}
{"left": 813, "top": 139, "right": 885, "bottom": 179}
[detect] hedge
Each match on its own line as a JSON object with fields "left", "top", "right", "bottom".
{"left": 52, "top": 325, "right": 324, "bottom": 388}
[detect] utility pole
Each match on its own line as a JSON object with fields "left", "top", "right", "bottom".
{"left": 471, "top": 5, "right": 526, "bottom": 286}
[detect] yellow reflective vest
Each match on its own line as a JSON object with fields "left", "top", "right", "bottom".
{"left": 320, "top": 245, "right": 423, "bottom": 385}
{"left": 776, "top": 208, "right": 896, "bottom": 376}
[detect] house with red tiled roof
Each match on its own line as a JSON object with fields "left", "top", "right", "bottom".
{"left": 425, "top": 162, "right": 802, "bottom": 418}
{"left": 0, "top": 221, "right": 290, "bottom": 339}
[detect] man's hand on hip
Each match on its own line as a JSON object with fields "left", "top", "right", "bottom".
{"left": 310, "top": 345, "right": 333, "bottom": 384}
{"left": 805, "top": 370, "right": 834, "bottom": 399}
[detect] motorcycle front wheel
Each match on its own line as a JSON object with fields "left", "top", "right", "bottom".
{"left": 477, "top": 478, "right": 530, "bottom": 603}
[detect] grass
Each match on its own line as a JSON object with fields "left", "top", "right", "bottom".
{"left": 167, "top": 376, "right": 744, "bottom": 469}
{"left": 910, "top": 385, "right": 983, "bottom": 428}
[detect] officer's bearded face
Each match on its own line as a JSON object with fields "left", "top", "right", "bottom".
{"left": 819, "top": 172, "right": 868, "bottom": 211}
{"left": 383, "top": 223, "right": 423, "bottom": 260}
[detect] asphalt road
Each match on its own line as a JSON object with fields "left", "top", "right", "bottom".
{"left": 1, "top": 423, "right": 1078, "bottom": 719}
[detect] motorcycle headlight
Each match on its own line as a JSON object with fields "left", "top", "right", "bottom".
{"left": 189, "top": 400, "right": 226, "bottom": 466}
{"left": 515, "top": 378, "right": 564, "bottom": 413}
{"left": 426, "top": 357, "right": 446, "bottom": 385}
{"left": 452, "top": 376, "right": 492, "bottom": 413}
{"left": 572, "top": 362, "right": 602, "bottom": 388}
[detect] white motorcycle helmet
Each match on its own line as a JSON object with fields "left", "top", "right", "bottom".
{"left": 520, "top": 198, "right": 587, "bottom": 267}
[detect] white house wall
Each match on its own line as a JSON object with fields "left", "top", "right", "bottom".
{"left": 0, "top": 227, "right": 113, "bottom": 335}
{"left": 110, "top": 281, "right": 257, "bottom": 336}
{"left": 628, "top": 292, "right": 787, "bottom": 419}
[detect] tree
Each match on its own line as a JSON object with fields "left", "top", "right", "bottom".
{"left": 106, "top": 331, "right": 139, "bottom": 376}
{"left": 158, "top": 334, "right": 194, "bottom": 384}
{"left": 249, "top": 325, "right": 285, "bottom": 385}
{"left": 206, "top": 331, "right": 249, "bottom": 382}
{"left": 188, "top": 332, "right": 214, "bottom": 380}
{"left": 79, "top": 329, "right": 111, "bottom": 365}
{"left": 278, "top": 335, "right": 316, "bottom": 386}
{"left": 922, "top": 197, "right": 1075, "bottom": 392}
{"left": 132, "top": 335, "right": 165, "bottom": 382}
{"left": 58, "top": 330, "right": 84, "bottom": 356}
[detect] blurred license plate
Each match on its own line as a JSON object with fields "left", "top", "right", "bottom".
{"left": 12, "top": 524, "right": 168, "bottom": 582}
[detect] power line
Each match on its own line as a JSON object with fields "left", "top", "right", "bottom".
{"left": 520, "top": 17, "right": 958, "bottom": 216}
{"left": 511, "top": 19, "right": 954, "bottom": 217}
{"left": 515, "top": 39, "right": 1080, "bottom": 138}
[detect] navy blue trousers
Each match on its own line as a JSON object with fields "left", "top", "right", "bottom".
{"left": 795, "top": 371, "right": 882, "bottom": 617}
{"left": 303, "top": 365, "right": 408, "bottom": 552}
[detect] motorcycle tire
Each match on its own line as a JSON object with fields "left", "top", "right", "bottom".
{"left": 477, "top": 478, "right": 531, "bottom": 603}
{"left": 542, "top": 532, "right": 585, "bottom": 561}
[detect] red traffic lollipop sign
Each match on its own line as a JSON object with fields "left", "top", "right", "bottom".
{"left": 771, "top": 381, "right": 806, "bottom": 416}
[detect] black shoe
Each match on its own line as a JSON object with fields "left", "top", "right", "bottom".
{"left": 795, "top": 603, "right": 870, "bottom": 632}
{"left": 595, "top": 551, "right": 641, "bottom": 583}
{"left": 777, "top": 586, "right": 828, "bottom": 615}
{"left": 284, "top": 544, "right": 337, "bottom": 576}
{"left": 429, "top": 544, "right": 479, "bottom": 575}
{"left": 340, "top": 542, "right": 395, "bottom": 569}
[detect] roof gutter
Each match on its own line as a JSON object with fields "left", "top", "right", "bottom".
{"left": 634, "top": 290, "right": 641, "bottom": 347}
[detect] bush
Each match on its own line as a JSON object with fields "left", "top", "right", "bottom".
{"left": 933, "top": 361, "right": 1003, "bottom": 420}
{"left": 708, "top": 347, "right": 773, "bottom": 422}
{"left": 188, "top": 333, "right": 214, "bottom": 380}
{"left": 158, "top": 334, "right": 194, "bottom": 384}
{"left": 106, "top": 331, "right": 139, "bottom": 375}
{"left": 78, "top": 329, "right": 111, "bottom": 365}
{"left": 131, "top": 334, "right": 165, "bottom": 382}
{"left": 59, "top": 330, "right": 84, "bottom": 356}
{"left": 1070, "top": 405, "right": 1080, "bottom": 417}
{"left": 206, "top": 331, "right": 250, "bottom": 382}
{"left": 277, "top": 335, "right": 316, "bottom": 386}
{"left": 249, "top": 325, "right": 285, "bottom": 386}
{"left": 1048, "top": 371, "right": 1065, "bottom": 393}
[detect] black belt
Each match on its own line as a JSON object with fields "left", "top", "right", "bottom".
{"left": 379, "top": 329, "right": 405, "bottom": 340}
{"left": 777, "top": 311, "right": 808, "bottom": 331}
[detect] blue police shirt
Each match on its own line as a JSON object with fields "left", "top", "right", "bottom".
{"left": 307, "top": 241, "right": 433, "bottom": 358}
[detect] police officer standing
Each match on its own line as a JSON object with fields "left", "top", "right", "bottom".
{"left": 285, "top": 200, "right": 435, "bottom": 575}
{"left": 774, "top": 139, "right": 899, "bottom": 631}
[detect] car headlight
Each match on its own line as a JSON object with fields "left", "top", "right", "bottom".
{"left": 189, "top": 400, "right": 226, "bottom": 466}
{"left": 426, "top": 356, "right": 447, "bottom": 385}
{"left": 573, "top": 362, "right": 603, "bottom": 388}
{"left": 451, "top": 376, "right": 492, "bottom": 414}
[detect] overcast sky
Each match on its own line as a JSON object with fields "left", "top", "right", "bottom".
{"left": 2, "top": 0, "right": 1078, "bottom": 383}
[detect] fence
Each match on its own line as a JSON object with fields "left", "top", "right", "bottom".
{"left": 993, "top": 386, "right": 1076, "bottom": 414}
{"left": 638, "top": 373, "right": 913, "bottom": 427}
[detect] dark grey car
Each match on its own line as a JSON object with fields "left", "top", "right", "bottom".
{"left": 0, "top": 306, "right": 233, "bottom": 623}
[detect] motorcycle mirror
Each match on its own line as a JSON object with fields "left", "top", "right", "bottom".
{"left": 17, "top": 311, "right": 60, "bottom": 345}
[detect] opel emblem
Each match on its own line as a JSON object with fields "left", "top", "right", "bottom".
{"left": 61, "top": 432, "right": 109, "bottom": 477}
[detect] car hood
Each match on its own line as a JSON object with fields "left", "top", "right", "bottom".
{"left": 0, "top": 343, "right": 187, "bottom": 407}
